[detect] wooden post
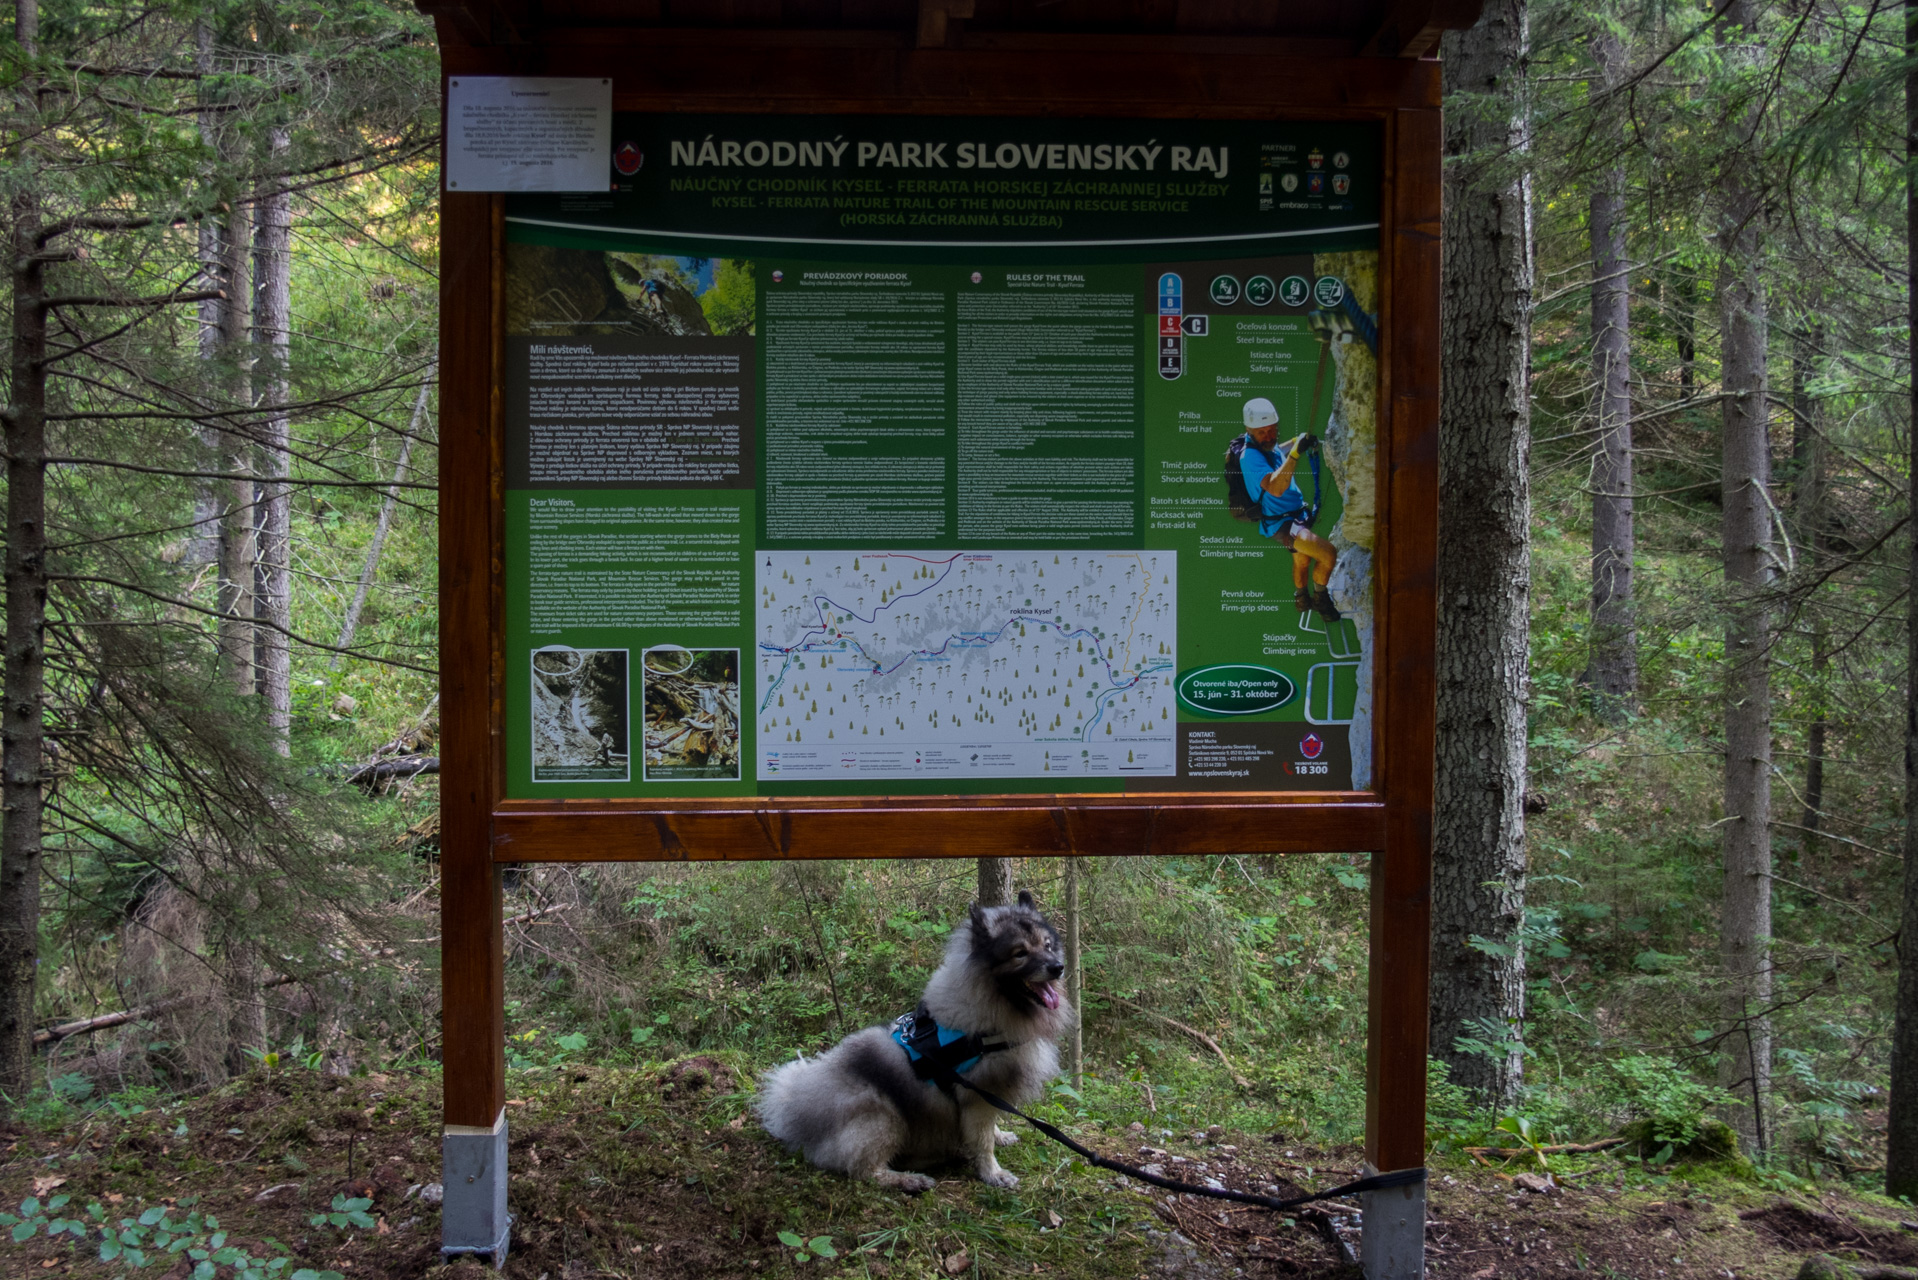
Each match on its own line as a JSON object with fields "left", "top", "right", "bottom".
{"left": 1065, "top": 856, "right": 1083, "bottom": 1091}
{"left": 438, "top": 184, "right": 509, "bottom": 1264}
{"left": 1361, "top": 105, "right": 1442, "bottom": 1280}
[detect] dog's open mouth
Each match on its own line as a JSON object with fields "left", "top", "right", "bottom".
{"left": 1029, "top": 979, "right": 1061, "bottom": 1010}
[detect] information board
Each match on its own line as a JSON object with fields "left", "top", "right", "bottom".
{"left": 502, "top": 114, "right": 1385, "bottom": 799}
{"left": 425, "top": 25, "right": 1455, "bottom": 1270}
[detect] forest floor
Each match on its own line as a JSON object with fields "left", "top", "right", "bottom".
{"left": 0, "top": 1058, "right": 1911, "bottom": 1280}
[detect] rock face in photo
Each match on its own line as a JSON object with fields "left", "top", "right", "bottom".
{"left": 606, "top": 252, "right": 712, "bottom": 334}
{"left": 504, "top": 245, "right": 713, "bottom": 338}
{"left": 531, "top": 648, "right": 628, "bottom": 777}
{"left": 1313, "top": 250, "right": 1379, "bottom": 791}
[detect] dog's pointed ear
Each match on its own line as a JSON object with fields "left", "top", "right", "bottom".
{"left": 968, "top": 900, "right": 993, "bottom": 945}
{"left": 1017, "top": 889, "right": 1036, "bottom": 910}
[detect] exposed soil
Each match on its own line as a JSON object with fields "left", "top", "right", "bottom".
{"left": 1739, "top": 1202, "right": 1918, "bottom": 1267}
{"left": 0, "top": 1062, "right": 1909, "bottom": 1279}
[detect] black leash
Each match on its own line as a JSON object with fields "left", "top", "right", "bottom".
{"left": 926, "top": 1058, "right": 1425, "bottom": 1214}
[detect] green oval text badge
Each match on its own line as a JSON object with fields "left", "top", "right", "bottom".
{"left": 1175, "top": 664, "right": 1298, "bottom": 717}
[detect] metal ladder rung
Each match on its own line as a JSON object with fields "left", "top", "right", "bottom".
{"left": 1296, "top": 609, "right": 1362, "bottom": 659}
{"left": 1304, "top": 661, "right": 1361, "bottom": 726}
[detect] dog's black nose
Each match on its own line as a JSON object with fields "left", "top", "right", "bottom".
{"left": 1047, "top": 963, "right": 1065, "bottom": 979}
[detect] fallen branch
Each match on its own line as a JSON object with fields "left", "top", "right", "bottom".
{"left": 1112, "top": 995, "right": 1250, "bottom": 1088}
{"left": 34, "top": 971, "right": 307, "bottom": 1047}
{"left": 1463, "top": 1137, "right": 1628, "bottom": 1157}
{"left": 342, "top": 755, "right": 439, "bottom": 790}
{"left": 505, "top": 904, "right": 568, "bottom": 930}
{"left": 1769, "top": 820, "right": 1899, "bottom": 860}
{"left": 37, "top": 902, "right": 555, "bottom": 1048}
{"left": 414, "top": 902, "right": 568, "bottom": 946}
{"left": 34, "top": 997, "right": 196, "bottom": 1046}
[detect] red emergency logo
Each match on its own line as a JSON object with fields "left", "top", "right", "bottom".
{"left": 1300, "top": 733, "right": 1325, "bottom": 760}
{"left": 613, "top": 141, "right": 644, "bottom": 175}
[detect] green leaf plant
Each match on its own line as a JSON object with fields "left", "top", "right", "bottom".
{"left": 309, "top": 1194, "right": 377, "bottom": 1232}
{"left": 0, "top": 1195, "right": 343, "bottom": 1279}
{"left": 776, "top": 1229, "right": 839, "bottom": 1263}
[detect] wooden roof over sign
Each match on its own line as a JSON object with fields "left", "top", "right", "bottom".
{"left": 416, "top": 0, "right": 1484, "bottom": 60}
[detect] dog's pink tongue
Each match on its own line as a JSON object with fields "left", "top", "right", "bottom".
{"left": 1039, "top": 982, "right": 1060, "bottom": 1010}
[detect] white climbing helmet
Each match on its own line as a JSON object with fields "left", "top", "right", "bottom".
{"left": 1243, "top": 397, "right": 1279, "bottom": 431}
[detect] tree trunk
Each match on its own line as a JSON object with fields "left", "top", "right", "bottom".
{"left": 1065, "top": 856, "right": 1083, "bottom": 1089}
{"left": 1585, "top": 28, "right": 1636, "bottom": 716}
{"left": 1791, "top": 328, "right": 1826, "bottom": 860}
{"left": 212, "top": 98, "right": 251, "bottom": 698}
{"left": 1716, "top": 0, "right": 1774, "bottom": 1160}
{"left": 188, "top": 20, "right": 223, "bottom": 573}
{"left": 333, "top": 365, "right": 431, "bottom": 665}
{"left": 0, "top": 0, "right": 48, "bottom": 1109}
{"left": 976, "top": 857, "right": 1014, "bottom": 907}
{"left": 1883, "top": 0, "right": 1918, "bottom": 1204}
{"left": 1432, "top": 0, "right": 1535, "bottom": 1107}
{"left": 223, "top": 136, "right": 292, "bottom": 1069}
{"left": 223, "top": 931, "right": 266, "bottom": 1074}
{"left": 1675, "top": 272, "right": 1697, "bottom": 398}
{"left": 252, "top": 130, "right": 292, "bottom": 752}
{"left": 216, "top": 190, "right": 252, "bottom": 694}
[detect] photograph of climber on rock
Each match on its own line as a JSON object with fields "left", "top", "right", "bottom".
{"left": 642, "top": 646, "right": 741, "bottom": 782}
{"left": 1228, "top": 396, "right": 1340, "bottom": 623}
{"left": 531, "top": 647, "right": 630, "bottom": 782}
{"left": 504, "top": 247, "right": 756, "bottom": 338}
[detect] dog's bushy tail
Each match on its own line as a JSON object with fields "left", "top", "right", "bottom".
{"left": 754, "top": 1054, "right": 818, "bottom": 1148}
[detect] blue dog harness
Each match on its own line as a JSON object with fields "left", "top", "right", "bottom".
{"left": 891, "top": 1003, "right": 1013, "bottom": 1090}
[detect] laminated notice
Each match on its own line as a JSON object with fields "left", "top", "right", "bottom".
{"left": 446, "top": 77, "right": 612, "bottom": 193}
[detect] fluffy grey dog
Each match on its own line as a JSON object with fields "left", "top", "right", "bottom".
{"left": 757, "top": 891, "right": 1072, "bottom": 1191}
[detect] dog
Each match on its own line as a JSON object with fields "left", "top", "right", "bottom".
{"left": 756, "top": 890, "right": 1072, "bottom": 1191}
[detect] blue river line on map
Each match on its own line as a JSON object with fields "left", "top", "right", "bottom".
{"left": 755, "top": 550, "right": 1177, "bottom": 781}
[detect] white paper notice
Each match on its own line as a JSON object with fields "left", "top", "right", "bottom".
{"left": 445, "top": 77, "right": 612, "bottom": 193}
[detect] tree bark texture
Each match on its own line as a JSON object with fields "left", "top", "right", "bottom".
{"left": 976, "top": 857, "right": 1014, "bottom": 907}
{"left": 188, "top": 20, "right": 223, "bottom": 573}
{"left": 215, "top": 172, "right": 251, "bottom": 696}
{"left": 1675, "top": 272, "right": 1697, "bottom": 398}
{"left": 1791, "top": 329, "right": 1827, "bottom": 857}
{"left": 1715, "top": 0, "right": 1775, "bottom": 1160}
{"left": 1585, "top": 28, "right": 1637, "bottom": 714}
{"left": 1065, "top": 855, "right": 1083, "bottom": 1089}
{"left": 252, "top": 130, "right": 292, "bottom": 751}
{"left": 0, "top": 0, "right": 48, "bottom": 1108}
{"left": 1883, "top": 0, "right": 1918, "bottom": 1204}
{"left": 1432, "top": 0, "right": 1535, "bottom": 1107}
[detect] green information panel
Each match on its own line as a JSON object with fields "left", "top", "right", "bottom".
{"left": 503, "top": 115, "right": 1382, "bottom": 798}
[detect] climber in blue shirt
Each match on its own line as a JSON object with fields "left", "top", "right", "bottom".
{"left": 1239, "top": 396, "right": 1340, "bottom": 622}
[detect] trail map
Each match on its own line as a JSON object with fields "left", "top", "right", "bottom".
{"left": 755, "top": 551, "right": 1176, "bottom": 780}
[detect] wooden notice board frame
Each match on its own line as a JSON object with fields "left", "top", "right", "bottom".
{"left": 430, "top": 18, "right": 1446, "bottom": 1276}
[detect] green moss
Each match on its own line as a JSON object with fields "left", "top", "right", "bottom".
{"left": 1621, "top": 1115, "right": 1743, "bottom": 1164}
